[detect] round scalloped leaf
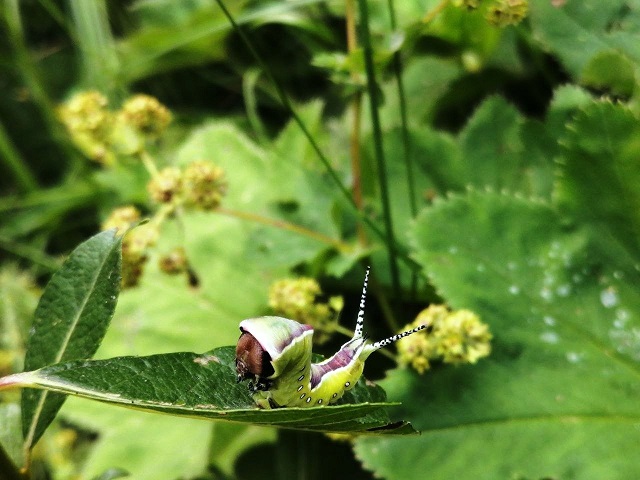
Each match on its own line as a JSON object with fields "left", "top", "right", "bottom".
{"left": 355, "top": 191, "right": 640, "bottom": 479}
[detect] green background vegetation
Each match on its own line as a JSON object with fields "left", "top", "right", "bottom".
{"left": 1, "top": 0, "right": 640, "bottom": 479}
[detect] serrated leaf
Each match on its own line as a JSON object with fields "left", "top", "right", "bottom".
{"left": 557, "top": 100, "right": 640, "bottom": 262}
{"left": 355, "top": 191, "right": 640, "bottom": 479}
{"left": 7, "top": 347, "right": 416, "bottom": 435}
{"left": 530, "top": 0, "right": 640, "bottom": 78}
{"left": 580, "top": 50, "right": 637, "bottom": 97}
{"left": 21, "top": 230, "right": 122, "bottom": 449}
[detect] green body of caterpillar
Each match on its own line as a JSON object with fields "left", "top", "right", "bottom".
{"left": 235, "top": 268, "right": 426, "bottom": 408}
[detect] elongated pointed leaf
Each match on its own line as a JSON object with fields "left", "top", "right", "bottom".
{"left": 21, "top": 230, "right": 122, "bottom": 449}
{"left": 7, "top": 347, "right": 415, "bottom": 435}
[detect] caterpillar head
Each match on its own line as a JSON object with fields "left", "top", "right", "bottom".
{"left": 235, "top": 267, "right": 427, "bottom": 408}
{"left": 235, "top": 316, "right": 313, "bottom": 393}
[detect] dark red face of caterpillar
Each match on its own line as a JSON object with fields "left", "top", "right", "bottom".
{"left": 235, "top": 330, "right": 275, "bottom": 383}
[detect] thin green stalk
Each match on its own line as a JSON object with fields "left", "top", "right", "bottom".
{"left": 213, "top": 0, "right": 423, "bottom": 276}
{"left": 69, "top": 0, "right": 119, "bottom": 93}
{"left": 386, "top": 0, "right": 419, "bottom": 298}
{"left": 0, "top": 236, "right": 60, "bottom": 272}
{"left": 243, "top": 68, "right": 270, "bottom": 144}
{"left": 386, "top": 0, "right": 416, "bottom": 217}
{"left": 345, "top": 0, "right": 367, "bottom": 246}
{"left": 3, "top": 0, "right": 82, "bottom": 170}
{"left": 423, "top": 0, "right": 451, "bottom": 24}
{"left": 215, "top": 207, "right": 350, "bottom": 251}
{"left": 356, "top": 0, "right": 401, "bottom": 296}
{"left": 0, "top": 121, "right": 38, "bottom": 192}
{"left": 213, "top": 1, "right": 387, "bottom": 241}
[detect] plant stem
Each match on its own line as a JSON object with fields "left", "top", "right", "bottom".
{"left": 386, "top": 0, "right": 419, "bottom": 298}
{"left": 213, "top": 0, "right": 391, "bottom": 244}
{"left": 69, "top": 0, "right": 119, "bottom": 93}
{"left": 215, "top": 207, "right": 350, "bottom": 251}
{"left": 3, "top": 0, "right": 81, "bottom": 170}
{"left": 0, "top": 121, "right": 38, "bottom": 192}
{"left": 0, "top": 236, "right": 60, "bottom": 272}
{"left": 423, "top": 0, "right": 451, "bottom": 24}
{"left": 356, "top": 0, "right": 401, "bottom": 297}
{"left": 345, "top": 0, "right": 367, "bottom": 246}
{"left": 138, "top": 150, "right": 159, "bottom": 177}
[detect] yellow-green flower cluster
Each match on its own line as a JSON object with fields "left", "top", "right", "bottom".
{"left": 147, "top": 167, "right": 183, "bottom": 204}
{"left": 453, "top": 0, "right": 481, "bottom": 9}
{"left": 486, "top": 0, "right": 529, "bottom": 27}
{"left": 183, "top": 160, "right": 228, "bottom": 210}
{"left": 120, "top": 94, "right": 172, "bottom": 139}
{"left": 268, "top": 278, "right": 344, "bottom": 345}
{"left": 58, "top": 91, "right": 172, "bottom": 163}
{"left": 58, "top": 91, "right": 114, "bottom": 164}
{"left": 101, "top": 207, "right": 158, "bottom": 288}
{"left": 397, "top": 305, "right": 492, "bottom": 373}
{"left": 158, "top": 247, "right": 188, "bottom": 275}
{"left": 146, "top": 161, "right": 228, "bottom": 210}
{"left": 101, "top": 205, "right": 141, "bottom": 234}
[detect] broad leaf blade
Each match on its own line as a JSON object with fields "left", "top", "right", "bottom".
{"left": 356, "top": 191, "right": 640, "bottom": 479}
{"left": 10, "top": 347, "right": 415, "bottom": 435}
{"left": 557, "top": 101, "right": 640, "bottom": 261}
{"left": 21, "top": 230, "right": 122, "bottom": 448}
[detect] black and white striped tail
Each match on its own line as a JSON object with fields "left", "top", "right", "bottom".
{"left": 371, "top": 324, "right": 427, "bottom": 350}
{"left": 353, "top": 266, "right": 370, "bottom": 339}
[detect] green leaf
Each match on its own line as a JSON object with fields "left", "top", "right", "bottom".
{"left": 529, "top": 0, "right": 640, "bottom": 79}
{"left": 557, "top": 100, "right": 640, "bottom": 262}
{"left": 356, "top": 190, "right": 640, "bottom": 479}
{"left": 21, "top": 230, "right": 122, "bottom": 449}
{"left": 580, "top": 50, "right": 637, "bottom": 97}
{"left": 8, "top": 347, "right": 415, "bottom": 435}
{"left": 0, "top": 403, "right": 22, "bottom": 470}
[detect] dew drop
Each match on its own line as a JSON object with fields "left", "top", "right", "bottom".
{"left": 566, "top": 351, "right": 582, "bottom": 363}
{"left": 543, "top": 316, "right": 556, "bottom": 326}
{"left": 615, "top": 308, "right": 630, "bottom": 323}
{"left": 600, "top": 287, "right": 619, "bottom": 308}
{"left": 556, "top": 284, "right": 571, "bottom": 297}
{"left": 540, "top": 331, "right": 559, "bottom": 344}
{"left": 448, "top": 246, "right": 459, "bottom": 255}
{"left": 476, "top": 263, "right": 486, "bottom": 272}
{"left": 507, "top": 261, "right": 517, "bottom": 271}
{"left": 539, "top": 287, "right": 553, "bottom": 302}
{"left": 508, "top": 285, "right": 520, "bottom": 295}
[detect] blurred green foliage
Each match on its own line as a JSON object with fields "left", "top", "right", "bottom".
{"left": 1, "top": 0, "right": 640, "bottom": 479}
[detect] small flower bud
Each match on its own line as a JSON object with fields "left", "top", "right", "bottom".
{"left": 58, "top": 91, "right": 114, "bottom": 163}
{"left": 120, "top": 94, "right": 171, "bottom": 139}
{"left": 119, "top": 224, "right": 159, "bottom": 288}
{"left": 453, "top": 0, "right": 480, "bottom": 9}
{"left": 158, "top": 247, "right": 188, "bottom": 275}
{"left": 397, "top": 305, "right": 447, "bottom": 373}
{"left": 486, "top": 0, "right": 529, "bottom": 27}
{"left": 182, "top": 160, "right": 228, "bottom": 210}
{"left": 436, "top": 309, "right": 492, "bottom": 365}
{"left": 101, "top": 206, "right": 141, "bottom": 235}
{"left": 147, "top": 167, "right": 183, "bottom": 204}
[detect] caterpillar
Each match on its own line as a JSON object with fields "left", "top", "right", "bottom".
{"left": 235, "top": 267, "right": 426, "bottom": 408}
